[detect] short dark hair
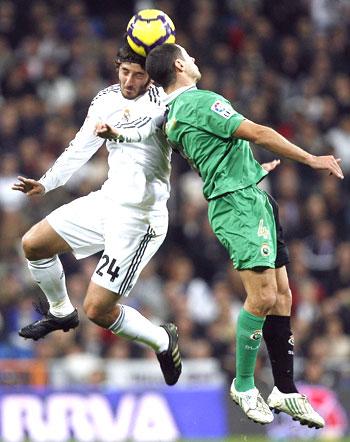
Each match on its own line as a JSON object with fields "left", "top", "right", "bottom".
{"left": 146, "top": 43, "right": 183, "bottom": 89}
{"left": 115, "top": 36, "right": 146, "bottom": 69}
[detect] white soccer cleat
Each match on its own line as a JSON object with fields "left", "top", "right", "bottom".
{"left": 267, "top": 386, "right": 325, "bottom": 429}
{"left": 230, "top": 379, "right": 274, "bottom": 425}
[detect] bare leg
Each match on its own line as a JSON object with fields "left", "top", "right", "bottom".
{"left": 239, "top": 268, "right": 277, "bottom": 317}
{"left": 22, "top": 219, "right": 72, "bottom": 260}
{"left": 268, "top": 266, "right": 291, "bottom": 316}
{"left": 83, "top": 280, "right": 169, "bottom": 351}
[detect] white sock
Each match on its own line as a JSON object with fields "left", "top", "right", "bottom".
{"left": 109, "top": 305, "right": 169, "bottom": 352}
{"left": 28, "top": 256, "right": 74, "bottom": 317}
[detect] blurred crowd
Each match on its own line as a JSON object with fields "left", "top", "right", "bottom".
{"left": 0, "top": 0, "right": 349, "bottom": 388}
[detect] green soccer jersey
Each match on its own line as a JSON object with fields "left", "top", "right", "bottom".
{"left": 165, "top": 86, "right": 267, "bottom": 200}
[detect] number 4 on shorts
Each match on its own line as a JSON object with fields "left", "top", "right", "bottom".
{"left": 257, "top": 219, "right": 270, "bottom": 240}
{"left": 107, "top": 258, "right": 120, "bottom": 282}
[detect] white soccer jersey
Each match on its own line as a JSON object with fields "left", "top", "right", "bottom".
{"left": 40, "top": 84, "right": 171, "bottom": 212}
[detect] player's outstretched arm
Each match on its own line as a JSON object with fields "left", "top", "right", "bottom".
{"left": 12, "top": 176, "right": 45, "bottom": 196}
{"left": 234, "top": 120, "right": 344, "bottom": 179}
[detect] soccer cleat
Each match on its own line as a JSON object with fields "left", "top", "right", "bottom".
{"left": 19, "top": 308, "right": 79, "bottom": 341}
{"left": 156, "top": 323, "right": 182, "bottom": 386}
{"left": 230, "top": 379, "right": 274, "bottom": 425}
{"left": 267, "top": 386, "right": 325, "bottom": 429}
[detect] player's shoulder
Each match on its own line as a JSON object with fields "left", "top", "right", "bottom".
{"left": 171, "top": 88, "right": 208, "bottom": 114}
{"left": 186, "top": 89, "right": 236, "bottom": 115}
{"left": 189, "top": 89, "right": 224, "bottom": 103}
{"left": 90, "top": 84, "right": 121, "bottom": 106}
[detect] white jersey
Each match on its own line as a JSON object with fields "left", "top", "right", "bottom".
{"left": 40, "top": 84, "right": 171, "bottom": 212}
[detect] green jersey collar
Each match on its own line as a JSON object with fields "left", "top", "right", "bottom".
{"left": 164, "top": 85, "right": 197, "bottom": 105}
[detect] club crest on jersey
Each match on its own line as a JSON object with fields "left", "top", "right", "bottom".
{"left": 210, "top": 100, "right": 235, "bottom": 119}
{"left": 288, "top": 335, "right": 295, "bottom": 346}
{"left": 261, "top": 243, "right": 271, "bottom": 257}
{"left": 250, "top": 330, "right": 263, "bottom": 340}
{"left": 122, "top": 108, "right": 131, "bottom": 121}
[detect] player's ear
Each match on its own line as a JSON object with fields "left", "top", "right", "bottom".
{"left": 174, "top": 58, "right": 185, "bottom": 72}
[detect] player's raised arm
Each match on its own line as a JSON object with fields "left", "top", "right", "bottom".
{"left": 12, "top": 176, "right": 45, "bottom": 196}
{"left": 234, "top": 119, "right": 344, "bottom": 179}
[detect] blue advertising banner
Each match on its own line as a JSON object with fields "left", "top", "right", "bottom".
{"left": 0, "top": 386, "right": 228, "bottom": 441}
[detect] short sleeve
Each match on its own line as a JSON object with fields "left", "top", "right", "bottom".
{"left": 194, "top": 94, "right": 245, "bottom": 138}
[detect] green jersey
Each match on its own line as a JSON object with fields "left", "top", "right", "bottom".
{"left": 165, "top": 86, "right": 267, "bottom": 200}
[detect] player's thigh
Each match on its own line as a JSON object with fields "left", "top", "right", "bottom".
{"left": 208, "top": 186, "right": 277, "bottom": 270}
{"left": 91, "top": 211, "right": 167, "bottom": 296}
{"left": 46, "top": 192, "right": 105, "bottom": 259}
{"left": 22, "top": 219, "right": 71, "bottom": 258}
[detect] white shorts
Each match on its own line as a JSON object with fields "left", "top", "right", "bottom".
{"left": 46, "top": 191, "right": 168, "bottom": 296}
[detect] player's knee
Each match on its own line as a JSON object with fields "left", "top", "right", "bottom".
{"left": 260, "top": 282, "right": 278, "bottom": 312}
{"left": 22, "top": 230, "right": 47, "bottom": 260}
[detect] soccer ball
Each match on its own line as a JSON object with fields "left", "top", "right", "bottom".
{"left": 126, "top": 9, "right": 176, "bottom": 57}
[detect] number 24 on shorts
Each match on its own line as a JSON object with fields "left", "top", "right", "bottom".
{"left": 96, "top": 254, "right": 120, "bottom": 282}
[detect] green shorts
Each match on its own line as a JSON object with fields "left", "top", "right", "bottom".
{"left": 208, "top": 185, "right": 277, "bottom": 270}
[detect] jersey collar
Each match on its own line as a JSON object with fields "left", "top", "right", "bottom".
{"left": 164, "top": 85, "right": 197, "bottom": 105}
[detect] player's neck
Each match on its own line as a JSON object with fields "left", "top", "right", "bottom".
{"left": 165, "top": 79, "right": 195, "bottom": 95}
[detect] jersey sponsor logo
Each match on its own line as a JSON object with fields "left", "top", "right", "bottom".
{"left": 245, "top": 344, "right": 259, "bottom": 350}
{"left": 250, "top": 330, "right": 263, "bottom": 340}
{"left": 210, "top": 100, "right": 235, "bottom": 119}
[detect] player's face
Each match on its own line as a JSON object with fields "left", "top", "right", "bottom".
{"left": 118, "top": 62, "right": 150, "bottom": 99}
{"left": 178, "top": 46, "right": 201, "bottom": 82}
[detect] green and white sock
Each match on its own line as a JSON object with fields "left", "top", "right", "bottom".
{"left": 235, "top": 308, "right": 265, "bottom": 392}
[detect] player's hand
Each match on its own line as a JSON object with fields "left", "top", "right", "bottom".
{"left": 307, "top": 155, "right": 344, "bottom": 179}
{"left": 12, "top": 176, "right": 45, "bottom": 196}
{"left": 261, "top": 159, "right": 280, "bottom": 172}
{"left": 95, "top": 122, "right": 120, "bottom": 140}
